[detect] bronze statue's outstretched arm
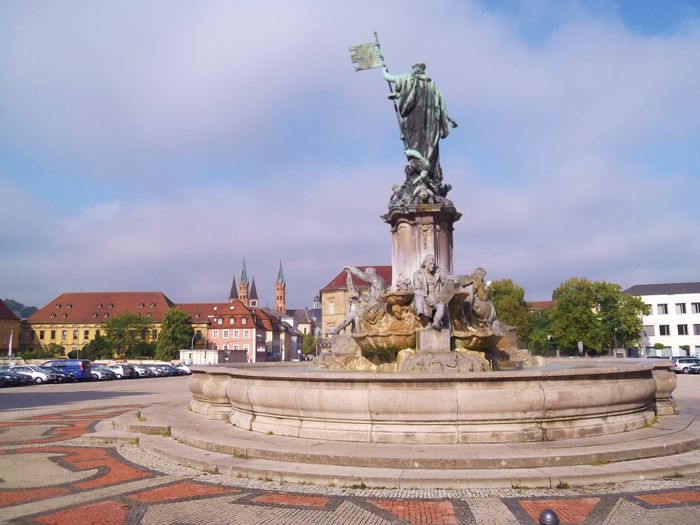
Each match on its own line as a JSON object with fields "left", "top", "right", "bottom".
{"left": 383, "top": 67, "right": 399, "bottom": 83}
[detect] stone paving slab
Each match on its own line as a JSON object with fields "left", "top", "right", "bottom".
{"left": 3, "top": 378, "right": 700, "bottom": 523}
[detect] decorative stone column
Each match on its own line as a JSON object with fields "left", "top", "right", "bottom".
{"left": 383, "top": 204, "right": 461, "bottom": 286}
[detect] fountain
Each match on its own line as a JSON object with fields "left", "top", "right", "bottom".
{"left": 188, "top": 54, "right": 676, "bottom": 446}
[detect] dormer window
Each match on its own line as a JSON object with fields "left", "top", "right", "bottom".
{"left": 61, "top": 313, "right": 67, "bottom": 319}
{"left": 92, "top": 313, "right": 98, "bottom": 319}
{"left": 97, "top": 303, "right": 103, "bottom": 309}
{"left": 194, "top": 313, "right": 200, "bottom": 319}
{"left": 55, "top": 303, "right": 61, "bottom": 308}
{"left": 107, "top": 303, "right": 113, "bottom": 309}
{"left": 138, "top": 303, "right": 145, "bottom": 308}
{"left": 50, "top": 313, "right": 56, "bottom": 319}
{"left": 150, "top": 303, "right": 156, "bottom": 309}
{"left": 229, "top": 305, "right": 234, "bottom": 310}
{"left": 103, "top": 313, "right": 109, "bottom": 319}
{"left": 213, "top": 306, "right": 218, "bottom": 311}
{"left": 66, "top": 304, "right": 72, "bottom": 309}
{"left": 146, "top": 312, "right": 152, "bottom": 318}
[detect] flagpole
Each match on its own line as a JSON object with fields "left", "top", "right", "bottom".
{"left": 373, "top": 32, "right": 406, "bottom": 148}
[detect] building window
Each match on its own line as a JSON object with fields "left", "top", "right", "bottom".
{"left": 694, "top": 324, "right": 700, "bottom": 336}
{"left": 217, "top": 318, "right": 222, "bottom": 325}
{"left": 223, "top": 330, "right": 229, "bottom": 339}
{"left": 233, "top": 330, "right": 239, "bottom": 338}
{"left": 39, "top": 330, "right": 45, "bottom": 340}
{"left": 678, "top": 324, "right": 689, "bottom": 336}
{"left": 241, "top": 318, "right": 247, "bottom": 325}
{"left": 212, "top": 330, "right": 218, "bottom": 339}
{"left": 61, "top": 329, "right": 67, "bottom": 340}
{"left": 29, "top": 331, "right": 35, "bottom": 340}
{"left": 83, "top": 329, "right": 89, "bottom": 339}
{"left": 212, "top": 344, "right": 217, "bottom": 350}
{"left": 229, "top": 318, "right": 235, "bottom": 325}
{"left": 233, "top": 344, "right": 239, "bottom": 350}
{"left": 659, "top": 325, "right": 670, "bottom": 336}
{"left": 152, "top": 329, "right": 158, "bottom": 339}
{"left": 693, "top": 303, "right": 700, "bottom": 314}
{"left": 243, "top": 330, "right": 250, "bottom": 338}
{"left": 223, "top": 344, "right": 228, "bottom": 350}
{"left": 243, "top": 344, "right": 250, "bottom": 351}
{"left": 50, "top": 329, "right": 56, "bottom": 339}
{"left": 72, "top": 329, "right": 78, "bottom": 339}
{"left": 642, "top": 325, "right": 655, "bottom": 336}
{"left": 676, "top": 303, "right": 687, "bottom": 314}
{"left": 657, "top": 304, "right": 668, "bottom": 315}
{"left": 328, "top": 302, "right": 335, "bottom": 315}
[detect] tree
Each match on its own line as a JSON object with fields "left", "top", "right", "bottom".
{"left": 549, "top": 278, "right": 647, "bottom": 355}
{"left": 527, "top": 308, "right": 556, "bottom": 356}
{"left": 155, "top": 307, "right": 193, "bottom": 361}
{"left": 75, "top": 333, "right": 112, "bottom": 360}
{"left": 105, "top": 312, "right": 154, "bottom": 360}
{"left": 488, "top": 279, "right": 532, "bottom": 347}
{"left": 301, "top": 332, "right": 316, "bottom": 357}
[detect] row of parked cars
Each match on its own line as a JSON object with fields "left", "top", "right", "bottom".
{"left": 0, "top": 359, "right": 191, "bottom": 387}
{"left": 670, "top": 356, "right": 700, "bottom": 374}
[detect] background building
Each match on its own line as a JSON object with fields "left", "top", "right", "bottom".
{"left": 624, "top": 282, "right": 700, "bottom": 357}
{"left": 0, "top": 299, "right": 20, "bottom": 357}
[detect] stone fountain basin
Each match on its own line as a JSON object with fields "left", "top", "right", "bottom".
{"left": 188, "top": 360, "right": 673, "bottom": 444}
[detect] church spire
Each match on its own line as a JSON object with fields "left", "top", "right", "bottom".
{"left": 249, "top": 277, "right": 259, "bottom": 308}
{"left": 277, "top": 260, "right": 285, "bottom": 284}
{"left": 228, "top": 275, "right": 238, "bottom": 302}
{"left": 240, "top": 258, "right": 249, "bottom": 283}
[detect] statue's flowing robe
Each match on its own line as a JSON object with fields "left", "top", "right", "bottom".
{"left": 394, "top": 73, "right": 452, "bottom": 180}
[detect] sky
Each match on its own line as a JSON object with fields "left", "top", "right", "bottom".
{"left": 1, "top": 0, "right": 699, "bottom": 310}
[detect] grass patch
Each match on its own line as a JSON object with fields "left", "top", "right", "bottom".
{"left": 350, "top": 482, "right": 367, "bottom": 490}
{"left": 556, "top": 481, "right": 569, "bottom": 489}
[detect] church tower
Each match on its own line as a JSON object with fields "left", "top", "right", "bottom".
{"left": 249, "top": 277, "right": 259, "bottom": 308}
{"left": 238, "top": 258, "right": 249, "bottom": 306}
{"left": 228, "top": 275, "right": 238, "bottom": 303}
{"left": 275, "top": 260, "right": 287, "bottom": 313}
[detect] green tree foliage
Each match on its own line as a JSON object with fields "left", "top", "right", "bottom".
{"left": 488, "top": 279, "right": 532, "bottom": 347}
{"left": 549, "top": 278, "right": 647, "bottom": 355}
{"left": 301, "top": 332, "right": 316, "bottom": 356}
{"left": 155, "top": 307, "right": 193, "bottom": 361}
{"left": 527, "top": 309, "right": 556, "bottom": 356}
{"left": 105, "top": 312, "right": 154, "bottom": 360}
{"left": 21, "top": 343, "right": 63, "bottom": 360}
{"left": 73, "top": 333, "right": 112, "bottom": 360}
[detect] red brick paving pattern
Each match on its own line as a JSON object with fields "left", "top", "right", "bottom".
{"left": 634, "top": 489, "right": 700, "bottom": 506}
{"left": 128, "top": 480, "right": 240, "bottom": 503}
{"left": 252, "top": 492, "right": 332, "bottom": 508}
{"left": 33, "top": 500, "right": 130, "bottom": 525}
{"left": 0, "top": 486, "right": 68, "bottom": 507}
{"left": 368, "top": 499, "right": 457, "bottom": 525}
{"left": 518, "top": 497, "right": 600, "bottom": 524}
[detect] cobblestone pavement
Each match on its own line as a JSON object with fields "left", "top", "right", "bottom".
{"left": 1, "top": 378, "right": 700, "bottom": 524}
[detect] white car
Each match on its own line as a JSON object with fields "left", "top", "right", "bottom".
{"left": 10, "top": 365, "right": 52, "bottom": 384}
{"left": 175, "top": 364, "right": 192, "bottom": 375}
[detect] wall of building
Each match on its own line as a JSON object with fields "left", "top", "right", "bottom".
{"left": 639, "top": 292, "right": 700, "bottom": 357}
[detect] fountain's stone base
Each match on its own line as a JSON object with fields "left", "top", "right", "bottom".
{"left": 189, "top": 360, "right": 674, "bottom": 444}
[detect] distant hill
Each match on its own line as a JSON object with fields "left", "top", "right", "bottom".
{"left": 2, "top": 298, "right": 38, "bottom": 319}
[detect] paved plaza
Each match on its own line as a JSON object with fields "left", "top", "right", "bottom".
{"left": 1, "top": 374, "right": 700, "bottom": 524}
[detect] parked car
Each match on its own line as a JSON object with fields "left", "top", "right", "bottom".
{"left": 132, "top": 365, "right": 155, "bottom": 378}
{"left": 0, "top": 367, "right": 33, "bottom": 386}
{"left": 175, "top": 364, "right": 192, "bottom": 375}
{"left": 42, "top": 359, "right": 93, "bottom": 381}
{"left": 40, "top": 366, "right": 75, "bottom": 383}
{"left": 9, "top": 364, "right": 53, "bottom": 384}
{"left": 107, "top": 364, "right": 138, "bottom": 379}
{"left": 0, "top": 370, "right": 24, "bottom": 387}
{"left": 671, "top": 357, "right": 700, "bottom": 374}
{"left": 91, "top": 365, "right": 117, "bottom": 380}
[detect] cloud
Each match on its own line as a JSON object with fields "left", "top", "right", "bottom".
{"left": 0, "top": 0, "right": 699, "bottom": 309}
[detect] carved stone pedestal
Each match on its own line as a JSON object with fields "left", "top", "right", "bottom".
{"left": 383, "top": 204, "right": 461, "bottom": 286}
{"left": 416, "top": 328, "right": 450, "bottom": 353}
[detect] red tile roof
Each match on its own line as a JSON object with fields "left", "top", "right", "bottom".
{"left": 320, "top": 266, "right": 392, "bottom": 292}
{"left": 27, "top": 292, "right": 174, "bottom": 324}
{"left": 176, "top": 300, "right": 255, "bottom": 327}
{"left": 0, "top": 299, "right": 19, "bottom": 321}
{"left": 528, "top": 300, "right": 556, "bottom": 310}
